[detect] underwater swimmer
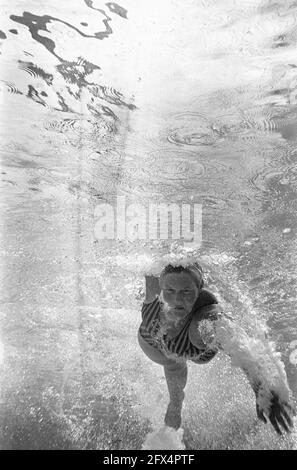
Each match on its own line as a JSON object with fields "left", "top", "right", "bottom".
{"left": 138, "top": 262, "right": 296, "bottom": 434}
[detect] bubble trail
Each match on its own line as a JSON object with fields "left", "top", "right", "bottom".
{"left": 142, "top": 425, "right": 186, "bottom": 450}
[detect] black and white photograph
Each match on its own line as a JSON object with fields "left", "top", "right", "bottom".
{"left": 0, "top": 0, "right": 296, "bottom": 453}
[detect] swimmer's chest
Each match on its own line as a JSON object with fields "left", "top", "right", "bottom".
{"left": 158, "top": 310, "right": 207, "bottom": 349}
{"left": 159, "top": 310, "right": 190, "bottom": 339}
{"left": 141, "top": 290, "right": 218, "bottom": 348}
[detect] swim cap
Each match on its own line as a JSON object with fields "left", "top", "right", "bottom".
{"left": 159, "top": 262, "right": 204, "bottom": 289}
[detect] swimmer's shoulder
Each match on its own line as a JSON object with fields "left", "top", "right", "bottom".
{"left": 192, "top": 288, "right": 222, "bottom": 321}
{"left": 195, "top": 287, "right": 219, "bottom": 307}
{"left": 188, "top": 289, "right": 223, "bottom": 348}
{"left": 141, "top": 293, "right": 161, "bottom": 321}
{"left": 143, "top": 274, "right": 161, "bottom": 305}
{"left": 142, "top": 294, "right": 160, "bottom": 307}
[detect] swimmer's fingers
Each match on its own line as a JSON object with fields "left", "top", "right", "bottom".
{"left": 268, "top": 411, "right": 283, "bottom": 435}
{"left": 272, "top": 392, "right": 295, "bottom": 427}
{"left": 255, "top": 388, "right": 295, "bottom": 435}
{"left": 256, "top": 403, "right": 267, "bottom": 424}
{"left": 268, "top": 392, "right": 295, "bottom": 435}
{"left": 280, "top": 406, "right": 294, "bottom": 429}
{"left": 274, "top": 409, "right": 290, "bottom": 433}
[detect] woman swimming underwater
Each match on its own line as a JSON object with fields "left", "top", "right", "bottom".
{"left": 138, "top": 260, "right": 296, "bottom": 434}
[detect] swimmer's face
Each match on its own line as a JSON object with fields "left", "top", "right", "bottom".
{"left": 160, "top": 272, "right": 200, "bottom": 319}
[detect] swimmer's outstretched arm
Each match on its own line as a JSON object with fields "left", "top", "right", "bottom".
{"left": 192, "top": 306, "right": 296, "bottom": 436}
{"left": 214, "top": 312, "right": 296, "bottom": 435}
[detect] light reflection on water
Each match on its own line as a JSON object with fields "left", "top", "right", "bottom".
{"left": 0, "top": 0, "right": 297, "bottom": 450}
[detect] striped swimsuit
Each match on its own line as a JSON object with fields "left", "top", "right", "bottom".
{"left": 139, "top": 289, "right": 219, "bottom": 363}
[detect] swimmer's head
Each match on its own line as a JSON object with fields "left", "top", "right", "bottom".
{"left": 159, "top": 263, "right": 204, "bottom": 318}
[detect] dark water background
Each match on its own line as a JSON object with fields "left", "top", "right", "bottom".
{"left": 0, "top": 0, "right": 297, "bottom": 449}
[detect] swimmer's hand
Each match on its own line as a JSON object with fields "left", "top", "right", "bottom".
{"left": 253, "top": 381, "right": 296, "bottom": 435}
